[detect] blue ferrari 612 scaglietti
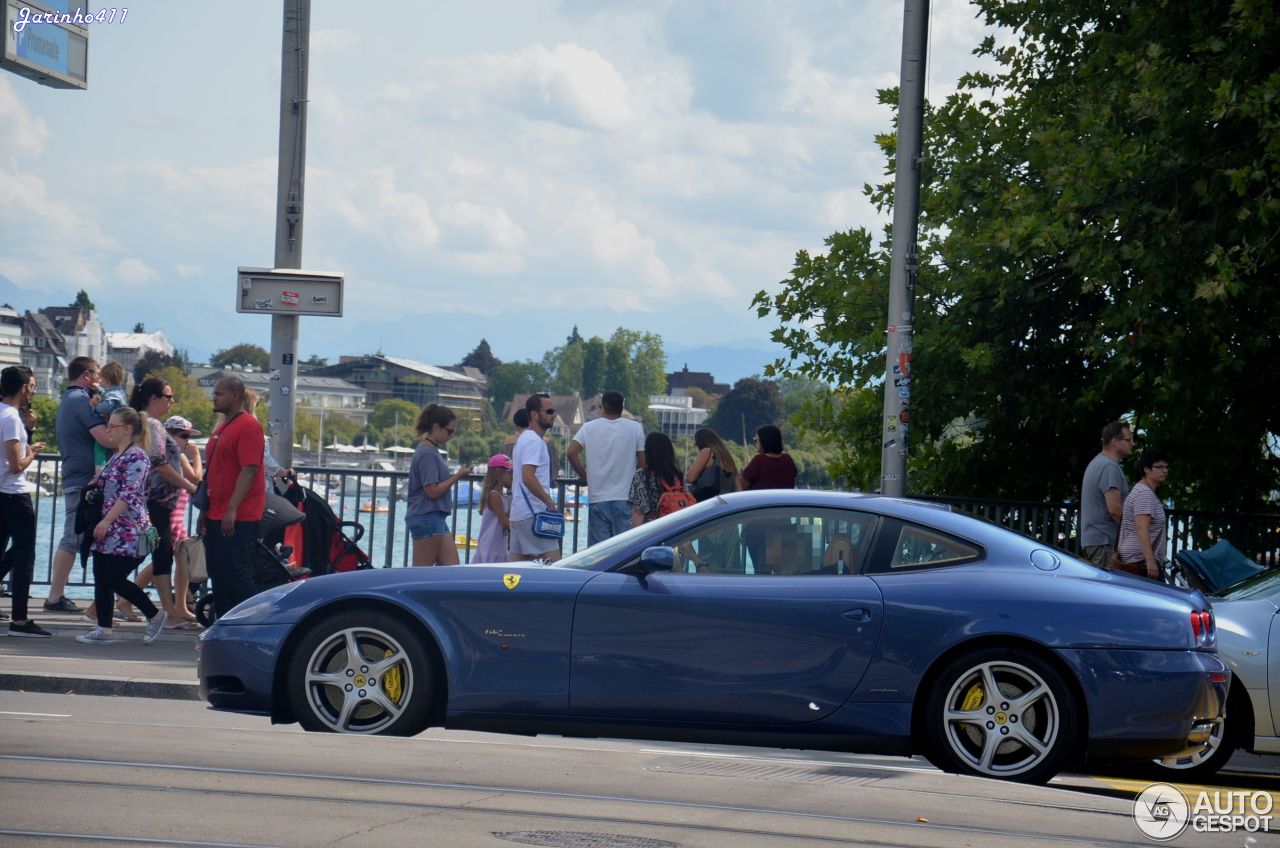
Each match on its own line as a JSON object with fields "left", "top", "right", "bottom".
{"left": 198, "top": 491, "right": 1228, "bottom": 784}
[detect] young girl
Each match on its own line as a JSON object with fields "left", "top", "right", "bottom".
{"left": 406, "top": 404, "right": 473, "bottom": 566}
{"left": 472, "top": 454, "right": 513, "bottom": 564}
{"left": 92, "top": 361, "right": 128, "bottom": 469}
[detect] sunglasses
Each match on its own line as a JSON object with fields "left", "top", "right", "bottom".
{"left": 168, "top": 431, "right": 190, "bottom": 439}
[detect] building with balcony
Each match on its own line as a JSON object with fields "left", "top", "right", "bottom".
{"left": 648, "top": 394, "right": 709, "bottom": 440}
{"left": 313, "top": 355, "right": 487, "bottom": 420}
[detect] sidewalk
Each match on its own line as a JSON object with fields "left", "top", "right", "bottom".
{"left": 0, "top": 596, "right": 200, "bottom": 701}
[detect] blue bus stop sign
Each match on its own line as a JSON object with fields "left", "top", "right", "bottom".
{"left": 2, "top": 1, "right": 89, "bottom": 90}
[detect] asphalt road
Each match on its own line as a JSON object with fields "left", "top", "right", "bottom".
{"left": 0, "top": 690, "right": 1276, "bottom": 848}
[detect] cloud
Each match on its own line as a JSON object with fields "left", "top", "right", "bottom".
{"left": 116, "top": 258, "right": 160, "bottom": 284}
{"left": 0, "top": 77, "right": 48, "bottom": 160}
{"left": 175, "top": 264, "right": 202, "bottom": 279}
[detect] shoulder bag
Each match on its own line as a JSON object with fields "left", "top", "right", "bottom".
{"left": 520, "top": 487, "right": 564, "bottom": 540}
{"left": 176, "top": 536, "right": 208, "bottom": 582}
{"left": 693, "top": 458, "right": 723, "bottom": 502}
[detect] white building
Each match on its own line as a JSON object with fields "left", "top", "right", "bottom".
{"left": 0, "top": 305, "right": 24, "bottom": 368}
{"left": 648, "top": 394, "right": 709, "bottom": 440}
{"left": 107, "top": 330, "right": 175, "bottom": 375}
{"left": 194, "top": 368, "right": 368, "bottom": 426}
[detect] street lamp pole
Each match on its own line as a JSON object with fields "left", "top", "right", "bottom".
{"left": 879, "top": 0, "right": 929, "bottom": 496}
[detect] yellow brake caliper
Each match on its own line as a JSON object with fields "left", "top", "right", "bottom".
{"left": 961, "top": 682, "right": 984, "bottom": 711}
{"left": 383, "top": 649, "right": 403, "bottom": 703}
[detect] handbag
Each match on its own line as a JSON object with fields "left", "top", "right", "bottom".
{"left": 190, "top": 480, "right": 209, "bottom": 511}
{"left": 135, "top": 524, "right": 160, "bottom": 558}
{"left": 693, "top": 459, "right": 723, "bottom": 502}
{"left": 176, "top": 536, "right": 208, "bottom": 582}
{"left": 520, "top": 487, "right": 564, "bottom": 540}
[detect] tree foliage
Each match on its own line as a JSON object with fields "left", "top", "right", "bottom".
{"left": 73, "top": 289, "right": 94, "bottom": 313}
{"left": 368, "top": 399, "right": 420, "bottom": 433}
{"left": 211, "top": 343, "right": 270, "bottom": 371}
{"left": 133, "top": 349, "right": 176, "bottom": 384}
{"left": 458, "top": 339, "right": 501, "bottom": 376}
{"left": 487, "top": 360, "right": 552, "bottom": 417}
{"left": 156, "top": 366, "right": 217, "bottom": 435}
{"left": 755, "top": 0, "right": 1280, "bottom": 509}
{"left": 707, "top": 378, "right": 784, "bottom": 445}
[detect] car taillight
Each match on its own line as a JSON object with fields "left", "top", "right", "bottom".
{"left": 1190, "top": 610, "right": 1214, "bottom": 646}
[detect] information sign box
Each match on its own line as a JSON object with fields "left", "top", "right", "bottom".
{"left": 237, "top": 268, "right": 344, "bottom": 317}
{"left": 1, "top": 1, "right": 88, "bottom": 89}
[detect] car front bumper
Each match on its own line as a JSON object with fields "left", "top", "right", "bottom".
{"left": 197, "top": 622, "right": 292, "bottom": 716}
{"left": 1057, "top": 647, "right": 1229, "bottom": 761}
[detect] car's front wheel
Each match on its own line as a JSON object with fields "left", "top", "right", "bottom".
{"left": 286, "top": 611, "right": 433, "bottom": 736}
{"left": 924, "top": 647, "right": 1077, "bottom": 784}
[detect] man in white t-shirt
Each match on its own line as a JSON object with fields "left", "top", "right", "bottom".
{"left": 509, "top": 393, "right": 561, "bottom": 562}
{"left": 0, "top": 366, "right": 50, "bottom": 637}
{"left": 568, "top": 390, "right": 644, "bottom": 546}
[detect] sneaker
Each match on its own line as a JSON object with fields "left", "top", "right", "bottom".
{"left": 76, "top": 627, "right": 114, "bottom": 645}
{"left": 8, "top": 620, "right": 51, "bottom": 638}
{"left": 0, "top": 610, "right": 8, "bottom": 622}
{"left": 43, "top": 596, "right": 82, "bottom": 613}
{"left": 143, "top": 610, "right": 167, "bottom": 644}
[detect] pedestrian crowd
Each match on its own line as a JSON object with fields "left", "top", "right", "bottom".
{"left": 0, "top": 361, "right": 799, "bottom": 629}
{"left": 0, "top": 357, "right": 270, "bottom": 642}
{"left": 412, "top": 389, "right": 795, "bottom": 566}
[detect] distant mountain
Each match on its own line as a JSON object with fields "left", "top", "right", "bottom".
{"left": 0, "top": 273, "right": 73, "bottom": 314}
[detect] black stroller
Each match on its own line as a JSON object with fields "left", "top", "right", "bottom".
{"left": 194, "top": 491, "right": 307, "bottom": 627}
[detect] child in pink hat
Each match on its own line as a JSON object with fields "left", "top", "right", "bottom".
{"left": 473, "top": 454, "right": 513, "bottom": 563}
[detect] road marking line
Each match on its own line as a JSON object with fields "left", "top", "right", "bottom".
{"left": 0, "top": 710, "right": 71, "bottom": 717}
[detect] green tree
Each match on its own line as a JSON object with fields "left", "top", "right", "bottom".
{"left": 369, "top": 399, "right": 420, "bottom": 433}
{"left": 30, "top": 395, "right": 59, "bottom": 450}
{"left": 211, "top": 343, "right": 270, "bottom": 370}
{"left": 299, "top": 354, "right": 329, "bottom": 372}
{"left": 543, "top": 339, "right": 584, "bottom": 396}
{"left": 486, "top": 360, "right": 551, "bottom": 417}
{"left": 756, "top": 0, "right": 1280, "bottom": 509}
{"left": 133, "top": 349, "right": 176, "bottom": 384}
{"left": 707, "top": 378, "right": 784, "bottom": 444}
{"left": 458, "top": 339, "right": 501, "bottom": 375}
{"left": 157, "top": 366, "right": 217, "bottom": 434}
{"left": 73, "top": 289, "right": 94, "bottom": 312}
{"left": 132, "top": 322, "right": 145, "bottom": 333}
{"left": 581, "top": 336, "right": 606, "bottom": 398}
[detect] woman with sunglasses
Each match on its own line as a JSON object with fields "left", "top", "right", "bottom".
{"left": 407, "top": 403, "right": 472, "bottom": 566}
{"left": 1115, "top": 450, "right": 1171, "bottom": 580}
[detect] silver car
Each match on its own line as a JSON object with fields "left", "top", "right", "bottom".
{"left": 1155, "top": 566, "right": 1279, "bottom": 778}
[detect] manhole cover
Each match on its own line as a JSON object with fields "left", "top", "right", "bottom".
{"left": 493, "top": 832, "right": 679, "bottom": 848}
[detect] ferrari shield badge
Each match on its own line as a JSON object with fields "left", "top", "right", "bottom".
{"left": 503, "top": 574, "right": 521, "bottom": 590}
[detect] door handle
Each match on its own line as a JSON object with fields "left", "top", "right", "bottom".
{"left": 843, "top": 608, "right": 872, "bottom": 623}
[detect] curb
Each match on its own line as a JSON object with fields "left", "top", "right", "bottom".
{"left": 0, "top": 671, "right": 201, "bottom": 701}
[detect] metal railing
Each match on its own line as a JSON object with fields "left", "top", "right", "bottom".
{"left": 20, "top": 456, "right": 590, "bottom": 590}
{"left": 918, "top": 495, "right": 1280, "bottom": 569}
{"left": 16, "top": 454, "right": 1278, "bottom": 591}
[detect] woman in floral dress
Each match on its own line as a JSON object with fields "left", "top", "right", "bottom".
{"left": 76, "top": 408, "right": 167, "bottom": 645}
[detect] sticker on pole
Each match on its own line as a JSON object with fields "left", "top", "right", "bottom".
{"left": 281, "top": 290, "right": 300, "bottom": 306}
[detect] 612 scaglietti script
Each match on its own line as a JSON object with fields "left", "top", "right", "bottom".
{"left": 198, "top": 491, "right": 1228, "bottom": 784}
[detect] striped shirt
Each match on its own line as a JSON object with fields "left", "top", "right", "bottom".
{"left": 1117, "top": 482, "right": 1166, "bottom": 564}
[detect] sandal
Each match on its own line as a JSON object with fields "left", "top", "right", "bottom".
{"left": 163, "top": 619, "right": 201, "bottom": 631}
{"left": 113, "top": 609, "right": 144, "bottom": 623}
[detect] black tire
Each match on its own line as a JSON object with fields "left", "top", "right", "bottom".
{"left": 286, "top": 610, "right": 434, "bottom": 736}
{"left": 195, "top": 595, "right": 217, "bottom": 628}
{"left": 923, "top": 646, "right": 1078, "bottom": 784}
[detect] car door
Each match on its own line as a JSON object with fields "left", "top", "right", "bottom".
{"left": 570, "top": 506, "right": 885, "bottom": 724}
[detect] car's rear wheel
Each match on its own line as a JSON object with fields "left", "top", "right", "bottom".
{"left": 286, "top": 611, "right": 433, "bottom": 736}
{"left": 924, "top": 647, "right": 1077, "bottom": 784}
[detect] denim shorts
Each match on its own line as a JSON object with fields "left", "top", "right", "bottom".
{"left": 406, "top": 511, "right": 450, "bottom": 540}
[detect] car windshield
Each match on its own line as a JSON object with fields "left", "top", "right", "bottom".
{"left": 1217, "top": 566, "right": 1280, "bottom": 601}
{"left": 554, "top": 497, "right": 723, "bottom": 570}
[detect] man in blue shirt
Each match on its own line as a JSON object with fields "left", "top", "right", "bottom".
{"left": 44, "top": 357, "right": 114, "bottom": 612}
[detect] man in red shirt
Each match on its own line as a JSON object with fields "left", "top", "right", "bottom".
{"left": 199, "top": 376, "right": 265, "bottom": 617}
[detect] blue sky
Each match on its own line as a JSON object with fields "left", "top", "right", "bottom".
{"left": 0, "top": 1, "right": 993, "bottom": 382}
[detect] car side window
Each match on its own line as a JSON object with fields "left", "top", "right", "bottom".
{"left": 877, "top": 523, "right": 980, "bottom": 572}
{"left": 664, "top": 507, "right": 877, "bottom": 576}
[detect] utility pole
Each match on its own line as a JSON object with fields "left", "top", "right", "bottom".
{"left": 879, "top": 0, "right": 929, "bottom": 497}
{"left": 269, "top": 0, "right": 311, "bottom": 468}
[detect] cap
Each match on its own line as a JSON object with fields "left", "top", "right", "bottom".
{"left": 487, "top": 453, "right": 513, "bottom": 470}
{"left": 163, "top": 415, "right": 201, "bottom": 436}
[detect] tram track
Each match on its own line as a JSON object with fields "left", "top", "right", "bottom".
{"left": 0, "top": 755, "right": 1154, "bottom": 848}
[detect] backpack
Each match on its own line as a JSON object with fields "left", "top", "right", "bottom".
{"left": 656, "top": 475, "right": 695, "bottom": 517}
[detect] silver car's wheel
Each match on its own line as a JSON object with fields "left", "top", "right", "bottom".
{"left": 287, "top": 613, "right": 433, "bottom": 736}
{"left": 925, "top": 648, "right": 1076, "bottom": 784}
{"left": 1150, "top": 708, "right": 1236, "bottom": 779}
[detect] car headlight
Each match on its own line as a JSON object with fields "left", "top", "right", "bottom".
{"left": 218, "top": 581, "right": 306, "bottom": 623}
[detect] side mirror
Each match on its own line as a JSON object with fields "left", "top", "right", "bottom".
{"left": 637, "top": 546, "right": 676, "bottom": 575}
